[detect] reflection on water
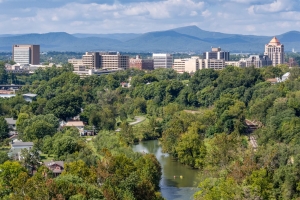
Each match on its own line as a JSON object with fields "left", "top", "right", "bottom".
{"left": 133, "top": 140, "right": 200, "bottom": 200}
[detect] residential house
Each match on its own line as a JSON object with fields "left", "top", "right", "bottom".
{"left": 44, "top": 161, "right": 64, "bottom": 177}
{"left": 64, "top": 121, "right": 85, "bottom": 136}
{"left": 8, "top": 140, "right": 34, "bottom": 160}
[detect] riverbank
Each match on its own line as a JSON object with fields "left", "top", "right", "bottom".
{"left": 133, "top": 140, "right": 200, "bottom": 200}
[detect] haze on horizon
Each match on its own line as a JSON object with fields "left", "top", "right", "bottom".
{"left": 0, "top": 0, "right": 299, "bottom": 36}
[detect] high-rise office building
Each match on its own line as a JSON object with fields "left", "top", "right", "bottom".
{"left": 100, "top": 52, "right": 129, "bottom": 70}
{"left": 68, "top": 52, "right": 129, "bottom": 70}
{"left": 82, "top": 52, "right": 100, "bottom": 69}
{"left": 203, "top": 47, "right": 230, "bottom": 61}
{"left": 13, "top": 45, "right": 40, "bottom": 65}
{"left": 264, "top": 37, "right": 284, "bottom": 66}
{"left": 153, "top": 53, "right": 173, "bottom": 69}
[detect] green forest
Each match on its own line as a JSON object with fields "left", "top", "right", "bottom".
{"left": 1, "top": 60, "right": 300, "bottom": 199}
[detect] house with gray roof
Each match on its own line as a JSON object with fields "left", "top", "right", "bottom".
{"left": 8, "top": 141, "right": 34, "bottom": 161}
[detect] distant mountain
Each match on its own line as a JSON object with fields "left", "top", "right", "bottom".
{"left": 0, "top": 32, "right": 121, "bottom": 52}
{"left": 172, "top": 25, "right": 232, "bottom": 39}
{"left": 72, "top": 33, "right": 141, "bottom": 42}
{"left": 0, "top": 26, "right": 300, "bottom": 53}
{"left": 122, "top": 30, "right": 212, "bottom": 52}
{"left": 277, "top": 31, "right": 300, "bottom": 43}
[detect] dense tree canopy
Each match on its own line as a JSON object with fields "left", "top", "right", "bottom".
{"left": 1, "top": 62, "right": 300, "bottom": 199}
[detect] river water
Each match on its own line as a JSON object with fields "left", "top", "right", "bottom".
{"left": 132, "top": 140, "right": 200, "bottom": 200}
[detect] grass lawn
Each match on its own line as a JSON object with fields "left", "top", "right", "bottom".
{"left": 40, "top": 153, "right": 55, "bottom": 162}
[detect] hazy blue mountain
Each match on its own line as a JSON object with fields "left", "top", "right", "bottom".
{"left": 172, "top": 25, "right": 232, "bottom": 39}
{"left": 0, "top": 34, "right": 23, "bottom": 38}
{"left": 0, "top": 32, "right": 121, "bottom": 51}
{"left": 122, "top": 30, "right": 212, "bottom": 52}
{"left": 72, "top": 33, "right": 141, "bottom": 42}
{"left": 277, "top": 31, "right": 300, "bottom": 43}
{"left": 0, "top": 26, "right": 300, "bottom": 53}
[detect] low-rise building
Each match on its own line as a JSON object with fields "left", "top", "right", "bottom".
{"left": 0, "top": 93, "right": 37, "bottom": 102}
{"left": 8, "top": 140, "right": 34, "bottom": 160}
{"left": 245, "top": 55, "right": 272, "bottom": 68}
{"left": 225, "top": 60, "right": 247, "bottom": 68}
{"left": 200, "top": 59, "right": 225, "bottom": 70}
{"left": 129, "top": 55, "right": 154, "bottom": 70}
{"left": 73, "top": 68, "right": 124, "bottom": 78}
{"left": 44, "top": 161, "right": 64, "bottom": 177}
{"left": 64, "top": 121, "right": 85, "bottom": 136}
{"left": 173, "top": 57, "right": 199, "bottom": 73}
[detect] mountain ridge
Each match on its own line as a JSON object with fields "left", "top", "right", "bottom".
{"left": 0, "top": 26, "right": 299, "bottom": 53}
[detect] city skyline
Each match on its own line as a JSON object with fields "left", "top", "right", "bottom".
{"left": 0, "top": 0, "right": 299, "bottom": 35}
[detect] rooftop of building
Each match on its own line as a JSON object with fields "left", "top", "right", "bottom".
{"left": 5, "top": 118, "right": 16, "bottom": 125}
{"left": 44, "top": 161, "right": 64, "bottom": 168}
{"left": 65, "top": 121, "right": 84, "bottom": 127}
{"left": 268, "top": 37, "right": 281, "bottom": 45}
{"left": 12, "top": 142, "right": 34, "bottom": 147}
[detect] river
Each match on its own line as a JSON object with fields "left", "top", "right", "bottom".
{"left": 132, "top": 140, "right": 200, "bottom": 200}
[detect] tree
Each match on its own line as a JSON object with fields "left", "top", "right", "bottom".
{"left": 0, "top": 152, "right": 10, "bottom": 164}
{"left": 135, "top": 154, "right": 162, "bottom": 191}
{"left": 0, "top": 117, "right": 9, "bottom": 141}
{"left": 62, "top": 160, "right": 97, "bottom": 183}
{"left": 45, "top": 93, "right": 83, "bottom": 120}
{"left": 53, "top": 135, "right": 80, "bottom": 158}
{"left": 19, "top": 114, "right": 59, "bottom": 141}
{"left": 0, "top": 161, "right": 27, "bottom": 198}
{"left": 189, "top": 68, "right": 218, "bottom": 92}
{"left": 175, "top": 123, "right": 206, "bottom": 168}
{"left": 195, "top": 177, "right": 242, "bottom": 200}
{"left": 0, "top": 63, "right": 8, "bottom": 84}
{"left": 20, "top": 148, "right": 41, "bottom": 174}
{"left": 119, "top": 122, "right": 135, "bottom": 145}
{"left": 243, "top": 168, "right": 274, "bottom": 199}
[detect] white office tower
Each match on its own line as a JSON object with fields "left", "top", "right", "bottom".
{"left": 264, "top": 37, "right": 284, "bottom": 66}
{"left": 13, "top": 45, "right": 40, "bottom": 65}
{"left": 153, "top": 53, "right": 173, "bottom": 69}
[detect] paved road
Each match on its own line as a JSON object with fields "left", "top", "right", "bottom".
{"left": 129, "top": 116, "right": 146, "bottom": 126}
{"left": 115, "top": 116, "right": 146, "bottom": 132}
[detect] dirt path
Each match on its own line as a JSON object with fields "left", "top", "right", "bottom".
{"left": 245, "top": 119, "right": 258, "bottom": 150}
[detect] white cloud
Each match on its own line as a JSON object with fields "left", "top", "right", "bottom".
{"left": 0, "top": 0, "right": 299, "bottom": 35}
{"left": 249, "top": 0, "right": 295, "bottom": 13}
{"left": 190, "top": 11, "right": 198, "bottom": 16}
{"left": 202, "top": 10, "right": 211, "bottom": 18}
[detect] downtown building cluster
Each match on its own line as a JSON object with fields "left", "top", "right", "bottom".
{"left": 173, "top": 37, "right": 285, "bottom": 73}
{"left": 10, "top": 36, "right": 286, "bottom": 76}
{"left": 67, "top": 36, "right": 285, "bottom": 76}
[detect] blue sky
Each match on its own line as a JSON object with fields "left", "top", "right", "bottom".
{"left": 0, "top": 0, "right": 299, "bottom": 35}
